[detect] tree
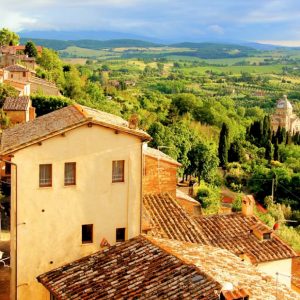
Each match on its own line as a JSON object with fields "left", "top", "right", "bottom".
{"left": 0, "top": 28, "right": 19, "bottom": 46}
{"left": 228, "top": 140, "right": 242, "bottom": 162}
{"left": 265, "top": 140, "right": 272, "bottom": 161}
{"left": 274, "top": 138, "right": 279, "bottom": 161}
{"left": 24, "top": 41, "right": 38, "bottom": 58}
{"left": 187, "top": 141, "right": 219, "bottom": 184}
{"left": 0, "top": 109, "right": 10, "bottom": 129}
{"left": 285, "top": 131, "right": 292, "bottom": 145}
{"left": 218, "top": 123, "right": 229, "bottom": 167}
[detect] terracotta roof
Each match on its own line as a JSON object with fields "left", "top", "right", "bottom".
{"left": 3, "top": 96, "right": 30, "bottom": 111}
{"left": 4, "top": 64, "right": 29, "bottom": 72}
{"left": 150, "top": 237, "right": 300, "bottom": 300}
{"left": 195, "top": 213, "right": 297, "bottom": 263}
{"left": 144, "top": 147, "right": 181, "bottom": 166}
{"left": 143, "top": 193, "right": 208, "bottom": 244}
{"left": 0, "top": 104, "right": 150, "bottom": 155}
{"left": 176, "top": 189, "right": 199, "bottom": 204}
{"left": 37, "top": 236, "right": 221, "bottom": 300}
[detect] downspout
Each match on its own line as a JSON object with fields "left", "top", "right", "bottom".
{"left": 0, "top": 158, "right": 17, "bottom": 300}
{"left": 140, "top": 142, "right": 146, "bottom": 234}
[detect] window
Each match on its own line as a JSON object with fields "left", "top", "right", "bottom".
{"left": 112, "top": 160, "right": 125, "bottom": 183}
{"left": 23, "top": 71, "right": 26, "bottom": 77}
{"left": 50, "top": 294, "right": 58, "bottom": 300}
{"left": 64, "top": 162, "right": 76, "bottom": 185}
{"left": 82, "top": 224, "right": 93, "bottom": 243}
{"left": 263, "top": 232, "right": 271, "bottom": 240}
{"left": 39, "top": 164, "right": 52, "bottom": 187}
{"left": 116, "top": 228, "right": 125, "bottom": 242}
{"left": 5, "top": 162, "right": 11, "bottom": 175}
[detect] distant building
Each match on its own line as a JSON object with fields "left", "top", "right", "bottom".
{"left": 2, "top": 96, "right": 35, "bottom": 124}
{"left": 271, "top": 95, "right": 300, "bottom": 133}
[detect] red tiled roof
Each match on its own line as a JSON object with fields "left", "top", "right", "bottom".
{"left": 4, "top": 64, "right": 29, "bottom": 72}
{"left": 0, "top": 104, "right": 150, "bottom": 155}
{"left": 3, "top": 96, "right": 30, "bottom": 111}
{"left": 143, "top": 193, "right": 208, "bottom": 244}
{"left": 195, "top": 213, "right": 297, "bottom": 263}
{"left": 37, "top": 236, "right": 221, "bottom": 300}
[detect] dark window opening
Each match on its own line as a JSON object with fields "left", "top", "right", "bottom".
{"left": 116, "top": 228, "right": 125, "bottom": 242}
{"left": 263, "top": 233, "right": 271, "bottom": 240}
{"left": 5, "top": 162, "right": 11, "bottom": 175}
{"left": 82, "top": 224, "right": 93, "bottom": 244}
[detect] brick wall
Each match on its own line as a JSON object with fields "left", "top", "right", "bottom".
{"left": 143, "top": 155, "right": 177, "bottom": 197}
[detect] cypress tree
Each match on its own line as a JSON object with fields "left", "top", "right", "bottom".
{"left": 265, "top": 140, "right": 272, "bottom": 161}
{"left": 262, "top": 115, "right": 271, "bottom": 145}
{"left": 218, "top": 123, "right": 229, "bottom": 167}
{"left": 286, "top": 131, "right": 292, "bottom": 145}
{"left": 276, "top": 126, "right": 283, "bottom": 143}
{"left": 274, "top": 138, "right": 279, "bottom": 161}
{"left": 228, "top": 140, "right": 242, "bottom": 162}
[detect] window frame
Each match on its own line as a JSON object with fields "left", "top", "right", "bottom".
{"left": 39, "top": 164, "right": 52, "bottom": 187}
{"left": 82, "top": 224, "right": 93, "bottom": 244}
{"left": 112, "top": 160, "right": 125, "bottom": 183}
{"left": 64, "top": 162, "right": 76, "bottom": 186}
{"left": 116, "top": 228, "right": 126, "bottom": 243}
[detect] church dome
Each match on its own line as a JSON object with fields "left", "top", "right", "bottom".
{"left": 276, "top": 95, "right": 293, "bottom": 110}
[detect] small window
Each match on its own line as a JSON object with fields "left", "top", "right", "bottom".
{"left": 39, "top": 164, "right": 52, "bottom": 187}
{"left": 263, "top": 232, "right": 271, "bottom": 240}
{"left": 112, "top": 160, "right": 125, "bottom": 183}
{"left": 82, "top": 224, "right": 93, "bottom": 244}
{"left": 23, "top": 71, "right": 26, "bottom": 77}
{"left": 116, "top": 228, "right": 125, "bottom": 242}
{"left": 10, "top": 74, "right": 13, "bottom": 78}
{"left": 5, "top": 162, "right": 11, "bottom": 175}
{"left": 50, "top": 294, "right": 58, "bottom": 300}
{"left": 64, "top": 162, "right": 76, "bottom": 185}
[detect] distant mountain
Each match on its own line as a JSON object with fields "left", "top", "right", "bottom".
{"left": 20, "top": 38, "right": 163, "bottom": 50}
{"left": 18, "top": 30, "right": 165, "bottom": 44}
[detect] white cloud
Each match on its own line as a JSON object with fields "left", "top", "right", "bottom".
{"left": 257, "top": 40, "right": 300, "bottom": 47}
{"left": 208, "top": 25, "right": 224, "bottom": 35}
{"left": 0, "top": 10, "right": 37, "bottom": 31}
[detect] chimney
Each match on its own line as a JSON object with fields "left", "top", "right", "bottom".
{"left": 242, "top": 195, "right": 255, "bottom": 217}
{"left": 128, "top": 114, "right": 139, "bottom": 130}
{"left": 221, "top": 288, "right": 250, "bottom": 300}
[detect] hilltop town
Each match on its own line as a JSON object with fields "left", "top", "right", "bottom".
{"left": 0, "top": 28, "right": 300, "bottom": 300}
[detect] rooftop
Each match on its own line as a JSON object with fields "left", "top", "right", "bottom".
{"left": 150, "top": 237, "right": 300, "bottom": 300}
{"left": 144, "top": 146, "right": 181, "bottom": 166}
{"left": 142, "top": 193, "right": 296, "bottom": 264}
{"left": 195, "top": 212, "right": 297, "bottom": 263}
{"left": 143, "top": 193, "right": 208, "bottom": 244}
{"left": 4, "top": 64, "right": 29, "bottom": 72}
{"left": 0, "top": 104, "right": 150, "bottom": 155}
{"left": 3, "top": 96, "right": 30, "bottom": 111}
{"left": 37, "top": 235, "right": 221, "bottom": 300}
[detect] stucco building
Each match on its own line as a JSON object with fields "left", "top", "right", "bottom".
{"left": 271, "top": 95, "right": 300, "bottom": 133}
{"left": 3, "top": 96, "right": 35, "bottom": 124}
{"left": 0, "top": 104, "right": 150, "bottom": 299}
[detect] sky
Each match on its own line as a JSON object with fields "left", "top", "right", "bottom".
{"left": 1, "top": 0, "right": 300, "bottom": 44}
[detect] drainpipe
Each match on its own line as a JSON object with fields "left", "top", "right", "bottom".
{"left": 1, "top": 158, "right": 17, "bottom": 300}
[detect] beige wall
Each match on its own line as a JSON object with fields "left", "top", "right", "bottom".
{"left": 8, "top": 71, "right": 30, "bottom": 82}
{"left": 10, "top": 124, "right": 143, "bottom": 300}
{"left": 258, "top": 258, "right": 292, "bottom": 288}
{"left": 5, "top": 110, "right": 28, "bottom": 124}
